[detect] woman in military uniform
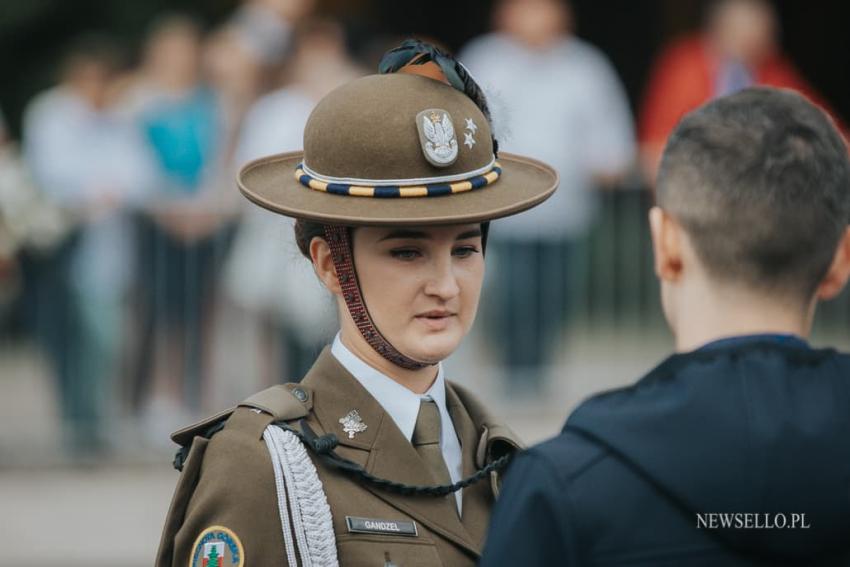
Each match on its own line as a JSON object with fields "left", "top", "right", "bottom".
{"left": 156, "top": 40, "right": 558, "bottom": 567}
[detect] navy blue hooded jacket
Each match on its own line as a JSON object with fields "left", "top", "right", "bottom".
{"left": 480, "top": 337, "right": 850, "bottom": 566}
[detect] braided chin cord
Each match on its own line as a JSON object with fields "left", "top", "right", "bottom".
{"left": 323, "top": 224, "right": 433, "bottom": 371}
{"left": 275, "top": 420, "right": 512, "bottom": 497}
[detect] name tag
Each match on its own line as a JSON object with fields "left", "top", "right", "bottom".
{"left": 345, "top": 516, "right": 418, "bottom": 537}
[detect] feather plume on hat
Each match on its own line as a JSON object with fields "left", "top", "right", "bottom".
{"left": 378, "top": 39, "right": 499, "bottom": 156}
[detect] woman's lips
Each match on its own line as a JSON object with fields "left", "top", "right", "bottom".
{"left": 414, "top": 311, "right": 456, "bottom": 331}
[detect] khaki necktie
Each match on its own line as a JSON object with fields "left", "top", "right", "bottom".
{"left": 412, "top": 399, "right": 453, "bottom": 487}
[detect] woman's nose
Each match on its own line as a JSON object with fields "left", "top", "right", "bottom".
{"left": 424, "top": 256, "right": 461, "bottom": 299}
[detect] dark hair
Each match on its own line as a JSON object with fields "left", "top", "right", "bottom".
{"left": 61, "top": 33, "right": 124, "bottom": 79}
{"left": 704, "top": 0, "right": 773, "bottom": 24}
{"left": 294, "top": 219, "right": 331, "bottom": 259}
{"left": 657, "top": 87, "right": 850, "bottom": 300}
{"left": 145, "top": 12, "right": 202, "bottom": 41}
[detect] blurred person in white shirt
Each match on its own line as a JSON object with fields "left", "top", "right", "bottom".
{"left": 225, "top": 20, "right": 362, "bottom": 388}
{"left": 22, "top": 34, "right": 155, "bottom": 456}
{"left": 460, "top": 0, "right": 636, "bottom": 392}
{"left": 205, "top": 0, "right": 317, "bottom": 157}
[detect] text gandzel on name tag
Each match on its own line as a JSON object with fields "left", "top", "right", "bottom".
{"left": 346, "top": 516, "right": 419, "bottom": 537}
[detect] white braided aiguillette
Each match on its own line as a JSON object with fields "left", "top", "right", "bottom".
{"left": 264, "top": 425, "right": 339, "bottom": 567}
{"left": 272, "top": 429, "right": 311, "bottom": 565}
{"left": 263, "top": 428, "right": 299, "bottom": 566}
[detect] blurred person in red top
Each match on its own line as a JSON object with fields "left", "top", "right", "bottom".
{"left": 639, "top": 0, "right": 842, "bottom": 182}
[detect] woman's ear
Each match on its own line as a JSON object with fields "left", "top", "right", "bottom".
{"left": 310, "top": 236, "right": 342, "bottom": 295}
{"left": 816, "top": 226, "right": 850, "bottom": 301}
{"left": 649, "top": 206, "right": 684, "bottom": 283}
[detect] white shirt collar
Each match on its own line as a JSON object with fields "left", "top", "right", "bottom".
{"left": 331, "top": 333, "right": 448, "bottom": 441}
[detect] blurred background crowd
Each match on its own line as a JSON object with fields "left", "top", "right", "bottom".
{"left": 4, "top": 1, "right": 850, "bottom": 562}
{"left": 1, "top": 0, "right": 849, "bottom": 470}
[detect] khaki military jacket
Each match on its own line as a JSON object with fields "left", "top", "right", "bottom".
{"left": 157, "top": 348, "right": 522, "bottom": 566}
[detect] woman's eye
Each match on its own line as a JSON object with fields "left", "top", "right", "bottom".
{"left": 453, "top": 246, "right": 480, "bottom": 258}
{"left": 390, "top": 249, "right": 422, "bottom": 260}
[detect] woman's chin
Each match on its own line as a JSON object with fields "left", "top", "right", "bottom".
{"left": 401, "top": 330, "right": 463, "bottom": 364}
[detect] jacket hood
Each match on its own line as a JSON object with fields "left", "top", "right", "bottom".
{"left": 566, "top": 337, "right": 850, "bottom": 563}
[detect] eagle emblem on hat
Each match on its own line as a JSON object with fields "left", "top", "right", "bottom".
{"left": 416, "top": 109, "right": 459, "bottom": 167}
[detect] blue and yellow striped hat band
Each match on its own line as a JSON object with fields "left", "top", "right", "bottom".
{"left": 295, "top": 161, "right": 502, "bottom": 198}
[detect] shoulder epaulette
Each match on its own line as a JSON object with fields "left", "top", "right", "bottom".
{"left": 448, "top": 380, "right": 523, "bottom": 468}
{"left": 241, "top": 383, "right": 313, "bottom": 421}
{"left": 169, "top": 384, "right": 313, "bottom": 471}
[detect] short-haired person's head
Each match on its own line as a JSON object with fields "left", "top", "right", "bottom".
{"left": 656, "top": 87, "right": 850, "bottom": 304}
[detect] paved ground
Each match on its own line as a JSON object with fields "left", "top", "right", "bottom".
{"left": 0, "top": 328, "right": 671, "bottom": 566}
{"left": 1, "top": 465, "right": 176, "bottom": 567}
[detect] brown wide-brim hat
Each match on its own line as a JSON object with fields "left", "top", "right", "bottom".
{"left": 238, "top": 73, "right": 558, "bottom": 227}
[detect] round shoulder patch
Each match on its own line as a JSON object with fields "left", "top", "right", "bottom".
{"left": 189, "top": 525, "right": 245, "bottom": 567}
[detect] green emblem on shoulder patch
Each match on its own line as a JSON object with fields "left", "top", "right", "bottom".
{"left": 189, "top": 525, "right": 244, "bottom": 567}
